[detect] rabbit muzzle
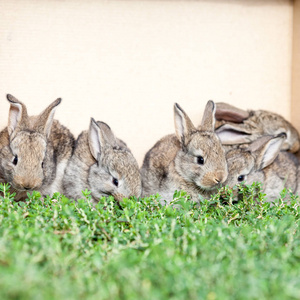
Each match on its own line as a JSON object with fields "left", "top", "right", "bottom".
{"left": 286, "top": 139, "right": 300, "bottom": 153}
{"left": 12, "top": 175, "right": 42, "bottom": 192}
{"left": 213, "top": 170, "right": 227, "bottom": 184}
{"left": 112, "top": 192, "right": 126, "bottom": 202}
{"left": 201, "top": 170, "right": 228, "bottom": 190}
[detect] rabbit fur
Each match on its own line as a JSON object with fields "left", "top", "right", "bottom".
{"left": 141, "top": 101, "right": 228, "bottom": 205}
{"left": 0, "top": 94, "right": 75, "bottom": 201}
{"left": 222, "top": 134, "right": 300, "bottom": 202}
{"left": 214, "top": 102, "right": 300, "bottom": 153}
{"left": 63, "top": 118, "right": 142, "bottom": 203}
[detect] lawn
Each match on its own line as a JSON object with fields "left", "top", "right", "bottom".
{"left": 0, "top": 183, "right": 299, "bottom": 300}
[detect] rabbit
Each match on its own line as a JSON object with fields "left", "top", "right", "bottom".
{"left": 0, "top": 94, "right": 75, "bottom": 201}
{"left": 221, "top": 133, "right": 300, "bottom": 202}
{"left": 213, "top": 102, "right": 300, "bottom": 153}
{"left": 140, "top": 101, "right": 228, "bottom": 205}
{"left": 63, "top": 118, "right": 142, "bottom": 203}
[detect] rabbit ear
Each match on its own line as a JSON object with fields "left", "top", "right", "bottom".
{"left": 174, "top": 103, "right": 196, "bottom": 145}
{"left": 88, "top": 118, "right": 102, "bottom": 160}
{"left": 248, "top": 134, "right": 286, "bottom": 170}
{"left": 216, "top": 123, "right": 253, "bottom": 144}
{"left": 97, "top": 121, "right": 118, "bottom": 148}
{"left": 88, "top": 119, "right": 118, "bottom": 160}
{"left": 200, "top": 100, "right": 216, "bottom": 131}
{"left": 36, "top": 98, "right": 61, "bottom": 137}
{"left": 215, "top": 102, "right": 250, "bottom": 122}
{"left": 245, "top": 135, "right": 274, "bottom": 153}
{"left": 7, "top": 94, "right": 28, "bottom": 136}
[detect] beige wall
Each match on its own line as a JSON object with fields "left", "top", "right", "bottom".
{"left": 292, "top": 0, "right": 300, "bottom": 130}
{"left": 0, "top": 0, "right": 293, "bottom": 165}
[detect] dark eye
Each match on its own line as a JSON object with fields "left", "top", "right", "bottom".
{"left": 238, "top": 175, "right": 245, "bottom": 182}
{"left": 12, "top": 155, "right": 18, "bottom": 166}
{"left": 197, "top": 156, "right": 204, "bottom": 165}
{"left": 41, "top": 162, "right": 44, "bottom": 168}
{"left": 112, "top": 177, "right": 119, "bottom": 187}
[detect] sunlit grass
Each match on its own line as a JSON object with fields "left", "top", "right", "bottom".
{"left": 0, "top": 183, "right": 299, "bottom": 300}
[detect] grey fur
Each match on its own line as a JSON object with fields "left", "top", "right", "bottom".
{"left": 214, "top": 102, "right": 300, "bottom": 153}
{"left": 141, "top": 101, "right": 228, "bottom": 204}
{"left": 63, "top": 118, "right": 141, "bottom": 203}
{"left": 222, "top": 134, "right": 300, "bottom": 202}
{"left": 0, "top": 94, "right": 75, "bottom": 201}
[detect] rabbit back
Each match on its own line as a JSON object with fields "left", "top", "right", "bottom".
{"left": 263, "top": 151, "right": 299, "bottom": 201}
{"left": 141, "top": 134, "right": 180, "bottom": 198}
{"left": 63, "top": 130, "right": 94, "bottom": 200}
{"left": 41, "top": 119, "right": 75, "bottom": 197}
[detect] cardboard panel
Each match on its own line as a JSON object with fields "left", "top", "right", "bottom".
{"left": 0, "top": 0, "right": 293, "bottom": 164}
{"left": 292, "top": 0, "right": 300, "bottom": 132}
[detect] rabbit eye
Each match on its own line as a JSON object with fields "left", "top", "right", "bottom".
{"left": 112, "top": 177, "right": 119, "bottom": 187}
{"left": 41, "top": 162, "right": 44, "bottom": 168}
{"left": 197, "top": 156, "right": 204, "bottom": 165}
{"left": 12, "top": 155, "right": 18, "bottom": 166}
{"left": 238, "top": 175, "right": 245, "bottom": 182}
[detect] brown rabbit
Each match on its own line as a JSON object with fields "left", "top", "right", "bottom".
{"left": 63, "top": 118, "right": 141, "bottom": 203}
{"left": 0, "top": 94, "right": 75, "bottom": 201}
{"left": 141, "top": 101, "right": 228, "bottom": 204}
{"left": 222, "top": 134, "right": 300, "bottom": 202}
{"left": 214, "top": 102, "right": 300, "bottom": 153}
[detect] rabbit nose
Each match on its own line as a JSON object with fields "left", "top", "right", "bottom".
{"left": 214, "top": 178, "right": 221, "bottom": 184}
{"left": 21, "top": 182, "right": 37, "bottom": 190}
{"left": 113, "top": 192, "right": 126, "bottom": 202}
{"left": 214, "top": 171, "right": 228, "bottom": 184}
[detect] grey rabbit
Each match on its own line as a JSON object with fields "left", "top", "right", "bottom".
{"left": 214, "top": 102, "right": 300, "bottom": 153}
{"left": 0, "top": 94, "right": 75, "bottom": 201}
{"left": 141, "top": 101, "right": 228, "bottom": 205}
{"left": 222, "top": 134, "right": 300, "bottom": 202}
{"left": 63, "top": 118, "right": 141, "bottom": 203}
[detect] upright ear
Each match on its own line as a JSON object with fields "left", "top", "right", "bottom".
{"left": 97, "top": 121, "right": 118, "bottom": 148}
{"left": 7, "top": 94, "right": 28, "bottom": 136}
{"left": 174, "top": 103, "right": 196, "bottom": 145}
{"left": 88, "top": 118, "right": 118, "bottom": 161}
{"left": 216, "top": 123, "right": 253, "bottom": 144}
{"left": 36, "top": 98, "right": 61, "bottom": 137}
{"left": 248, "top": 134, "right": 286, "bottom": 170}
{"left": 215, "top": 102, "right": 250, "bottom": 122}
{"left": 200, "top": 100, "right": 216, "bottom": 131}
{"left": 88, "top": 118, "right": 102, "bottom": 160}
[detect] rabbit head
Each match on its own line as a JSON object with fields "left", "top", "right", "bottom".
{"left": 87, "top": 118, "right": 141, "bottom": 202}
{"left": 1, "top": 94, "right": 60, "bottom": 192}
{"left": 174, "top": 101, "right": 228, "bottom": 190}
{"left": 223, "top": 134, "right": 285, "bottom": 189}
{"left": 215, "top": 102, "right": 300, "bottom": 153}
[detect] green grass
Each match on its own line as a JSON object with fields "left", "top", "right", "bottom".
{"left": 0, "top": 183, "right": 300, "bottom": 300}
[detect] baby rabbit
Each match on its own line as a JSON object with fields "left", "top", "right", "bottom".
{"left": 214, "top": 102, "right": 300, "bottom": 153}
{"left": 0, "top": 94, "right": 75, "bottom": 201}
{"left": 223, "top": 134, "right": 300, "bottom": 202}
{"left": 63, "top": 118, "right": 142, "bottom": 203}
{"left": 141, "top": 101, "right": 228, "bottom": 204}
